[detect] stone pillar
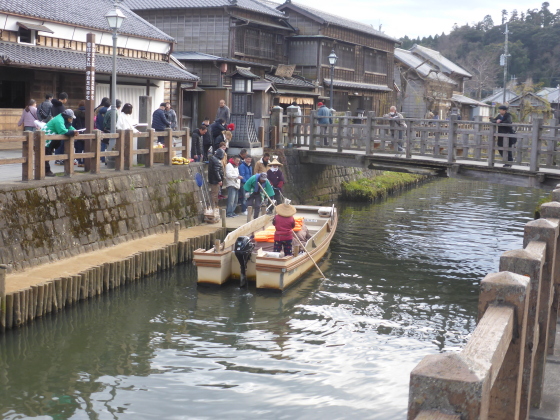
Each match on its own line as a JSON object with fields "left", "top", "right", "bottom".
{"left": 0, "top": 264, "right": 6, "bottom": 332}
{"left": 137, "top": 96, "right": 152, "bottom": 165}
{"left": 523, "top": 217, "right": 560, "bottom": 407}
{"left": 499, "top": 241, "right": 546, "bottom": 419}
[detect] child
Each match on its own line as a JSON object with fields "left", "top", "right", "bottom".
{"left": 272, "top": 203, "right": 297, "bottom": 256}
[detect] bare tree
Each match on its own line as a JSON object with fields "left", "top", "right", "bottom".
{"left": 460, "top": 48, "right": 500, "bottom": 99}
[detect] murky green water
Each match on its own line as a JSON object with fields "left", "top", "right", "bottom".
{"left": 0, "top": 179, "right": 547, "bottom": 419}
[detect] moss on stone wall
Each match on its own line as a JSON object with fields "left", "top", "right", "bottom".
{"left": 341, "top": 172, "right": 428, "bottom": 202}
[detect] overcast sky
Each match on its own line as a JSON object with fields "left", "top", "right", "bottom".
{"left": 301, "top": 0, "right": 560, "bottom": 39}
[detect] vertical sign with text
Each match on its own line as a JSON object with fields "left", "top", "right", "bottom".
{"left": 84, "top": 33, "right": 96, "bottom": 171}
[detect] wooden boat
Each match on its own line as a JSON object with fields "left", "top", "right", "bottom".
{"left": 193, "top": 205, "right": 337, "bottom": 291}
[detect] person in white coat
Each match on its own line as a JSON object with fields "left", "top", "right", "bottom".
{"left": 224, "top": 156, "right": 243, "bottom": 217}
{"left": 116, "top": 103, "right": 139, "bottom": 133}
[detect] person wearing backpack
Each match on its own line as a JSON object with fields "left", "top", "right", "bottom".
{"left": 104, "top": 100, "right": 122, "bottom": 155}
{"left": 94, "top": 97, "right": 111, "bottom": 162}
{"left": 17, "top": 99, "right": 38, "bottom": 132}
{"left": 38, "top": 93, "right": 53, "bottom": 122}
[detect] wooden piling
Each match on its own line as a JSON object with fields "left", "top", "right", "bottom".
{"left": 5, "top": 294, "right": 13, "bottom": 329}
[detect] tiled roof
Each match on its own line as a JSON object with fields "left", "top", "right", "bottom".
{"left": 127, "top": 0, "right": 285, "bottom": 17}
{"left": 265, "top": 73, "right": 315, "bottom": 88}
{"left": 324, "top": 79, "right": 392, "bottom": 92}
{"left": 0, "top": 0, "right": 174, "bottom": 42}
{"left": 0, "top": 42, "right": 199, "bottom": 81}
{"left": 172, "top": 51, "right": 271, "bottom": 68}
{"left": 228, "top": 66, "right": 260, "bottom": 79}
{"left": 278, "top": 1, "right": 398, "bottom": 43}
{"left": 410, "top": 45, "right": 472, "bottom": 78}
{"left": 452, "top": 94, "right": 490, "bottom": 107}
{"left": 480, "top": 89, "right": 517, "bottom": 104}
{"left": 395, "top": 48, "right": 457, "bottom": 85}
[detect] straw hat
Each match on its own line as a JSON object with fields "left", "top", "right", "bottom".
{"left": 268, "top": 158, "right": 283, "bottom": 166}
{"left": 276, "top": 203, "right": 296, "bottom": 217}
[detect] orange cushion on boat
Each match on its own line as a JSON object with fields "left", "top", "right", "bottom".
{"left": 254, "top": 218, "right": 305, "bottom": 241}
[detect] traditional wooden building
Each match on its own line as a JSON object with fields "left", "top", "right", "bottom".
{"left": 509, "top": 92, "right": 554, "bottom": 122}
{"left": 128, "top": 0, "right": 300, "bottom": 142}
{"left": 394, "top": 45, "right": 472, "bottom": 119}
{"left": 277, "top": 0, "right": 398, "bottom": 115}
{"left": 0, "top": 0, "right": 198, "bottom": 134}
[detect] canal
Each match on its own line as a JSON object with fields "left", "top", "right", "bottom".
{"left": 0, "top": 178, "right": 547, "bottom": 419}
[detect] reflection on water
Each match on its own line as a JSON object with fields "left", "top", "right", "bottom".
{"left": 0, "top": 179, "right": 547, "bottom": 419}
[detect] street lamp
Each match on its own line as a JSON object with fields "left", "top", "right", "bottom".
{"left": 105, "top": 5, "right": 126, "bottom": 135}
{"left": 328, "top": 50, "right": 338, "bottom": 110}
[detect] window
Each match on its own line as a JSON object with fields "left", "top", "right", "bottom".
{"left": 233, "top": 79, "right": 246, "bottom": 92}
{"left": 18, "top": 27, "right": 35, "bottom": 45}
{"left": 364, "top": 49, "right": 387, "bottom": 74}
{"left": 236, "top": 28, "right": 275, "bottom": 59}
{"left": 322, "top": 43, "right": 355, "bottom": 69}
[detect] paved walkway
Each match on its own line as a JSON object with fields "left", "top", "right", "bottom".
{"left": 6, "top": 225, "right": 222, "bottom": 294}
{"left": 530, "top": 321, "right": 560, "bottom": 420}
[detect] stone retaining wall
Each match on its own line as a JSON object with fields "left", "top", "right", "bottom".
{"left": 279, "top": 148, "right": 381, "bottom": 204}
{"left": 0, "top": 164, "right": 207, "bottom": 272}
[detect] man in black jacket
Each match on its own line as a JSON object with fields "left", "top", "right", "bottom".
{"left": 191, "top": 125, "right": 207, "bottom": 162}
{"left": 491, "top": 105, "right": 516, "bottom": 167}
{"left": 51, "top": 92, "right": 68, "bottom": 117}
{"left": 209, "top": 118, "right": 226, "bottom": 149}
{"left": 208, "top": 148, "right": 225, "bottom": 208}
{"left": 201, "top": 118, "right": 212, "bottom": 161}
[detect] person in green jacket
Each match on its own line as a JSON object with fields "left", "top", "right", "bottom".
{"left": 42, "top": 109, "right": 78, "bottom": 176}
{"left": 244, "top": 172, "right": 275, "bottom": 219}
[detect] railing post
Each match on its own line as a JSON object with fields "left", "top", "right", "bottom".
{"left": 447, "top": 114, "right": 457, "bottom": 163}
{"left": 336, "top": 113, "right": 345, "bottom": 153}
{"left": 288, "top": 113, "right": 294, "bottom": 146}
{"left": 22, "top": 131, "right": 34, "bottom": 181}
{"left": 499, "top": 241, "right": 546, "bottom": 420}
{"left": 115, "top": 129, "right": 125, "bottom": 171}
{"left": 405, "top": 120, "right": 412, "bottom": 159}
{"left": 488, "top": 122, "right": 496, "bottom": 167}
{"left": 523, "top": 217, "right": 559, "bottom": 408}
{"left": 90, "top": 129, "right": 102, "bottom": 174}
{"left": 479, "top": 271, "right": 531, "bottom": 419}
{"left": 0, "top": 264, "right": 6, "bottom": 333}
{"left": 34, "top": 130, "right": 46, "bottom": 180}
{"left": 183, "top": 129, "right": 190, "bottom": 160}
{"left": 545, "top": 118, "right": 558, "bottom": 167}
{"left": 474, "top": 117, "right": 483, "bottom": 160}
{"left": 309, "top": 110, "right": 317, "bottom": 151}
{"left": 146, "top": 129, "right": 155, "bottom": 168}
{"left": 63, "top": 135, "right": 75, "bottom": 177}
{"left": 124, "top": 129, "right": 134, "bottom": 170}
{"left": 164, "top": 128, "right": 173, "bottom": 166}
{"left": 529, "top": 118, "right": 543, "bottom": 172}
{"left": 365, "top": 111, "right": 375, "bottom": 155}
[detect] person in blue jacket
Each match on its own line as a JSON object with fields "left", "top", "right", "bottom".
{"left": 238, "top": 155, "right": 253, "bottom": 215}
{"left": 152, "top": 103, "right": 170, "bottom": 143}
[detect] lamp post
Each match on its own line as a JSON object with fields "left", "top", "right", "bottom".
{"left": 104, "top": 4, "right": 126, "bottom": 135}
{"left": 328, "top": 50, "right": 338, "bottom": 110}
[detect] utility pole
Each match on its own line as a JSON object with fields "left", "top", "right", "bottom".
{"left": 500, "top": 23, "right": 510, "bottom": 105}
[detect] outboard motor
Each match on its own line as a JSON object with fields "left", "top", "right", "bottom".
{"left": 234, "top": 236, "right": 254, "bottom": 287}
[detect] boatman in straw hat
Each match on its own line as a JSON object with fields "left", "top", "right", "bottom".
{"left": 273, "top": 202, "right": 297, "bottom": 256}
{"left": 267, "top": 157, "right": 285, "bottom": 205}
{"left": 243, "top": 172, "right": 275, "bottom": 219}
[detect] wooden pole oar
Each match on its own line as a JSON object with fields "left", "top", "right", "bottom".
{"left": 260, "top": 188, "right": 326, "bottom": 280}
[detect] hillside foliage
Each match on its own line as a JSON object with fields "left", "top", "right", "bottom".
{"left": 399, "top": 2, "right": 560, "bottom": 99}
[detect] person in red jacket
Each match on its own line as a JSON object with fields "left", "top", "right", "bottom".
{"left": 272, "top": 203, "right": 296, "bottom": 256}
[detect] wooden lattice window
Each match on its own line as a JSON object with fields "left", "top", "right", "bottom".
{"left": 237, "top": 28, "right": 275, "bottom": 59}
{"left": 322, "top": 43, "right": 355, "bottom": 69}
{"left": 364, "top": 49, "right": 387, "bottom": 74}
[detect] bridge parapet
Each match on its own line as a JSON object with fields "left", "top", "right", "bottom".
{"left": 407, "top": 189, "right": 560, "bottom": 419}
{"left": 278, "top": 110, "right": 559, "bottom": 173}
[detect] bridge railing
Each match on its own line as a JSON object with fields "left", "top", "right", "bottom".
{"left": 0, "top": 128, "right": 189, "bottom": 181}
{"left": 281, "top": 111, "right": 560, "bottom": 170}
{"left": 408, "top": 195, "right": 560, "bottom": 419}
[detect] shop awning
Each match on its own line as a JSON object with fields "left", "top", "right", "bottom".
{"left": 276, "top": 89, "right": 320, "bottom": 96}
{"left": 324, "top": 79, "right": 392, "bottom": 92}
{"left": 279, "top": 96, "right": 314, "bottom": 105}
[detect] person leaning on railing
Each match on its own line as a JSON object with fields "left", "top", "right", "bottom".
{"left": 42, "top": 109, "right": 79, "bottom": 177}
{"left": 490, "top": 105, "right": 516, "bottom": 168}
